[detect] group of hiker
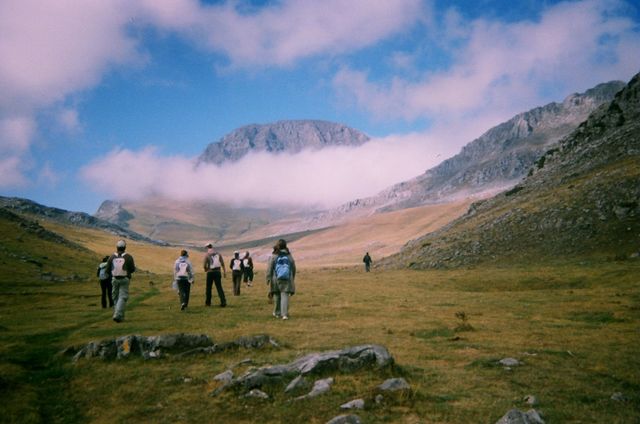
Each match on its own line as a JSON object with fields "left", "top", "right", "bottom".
{"left": 96, "top": 238, "right": 296, "bottom": 323}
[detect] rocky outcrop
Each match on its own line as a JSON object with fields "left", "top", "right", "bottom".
{"left": 64, "top": 334, "right": 279, "bottom": 361}
{"left": 380, "top": 73, "right": 640, "bottom": 269}
{"left": 308, "top": 81, "right": 626, "bottom": 228}
{"left": 94, "top": 200, "right": 134, "bottom": 227}
{"left": 232, "top": 344, "right": 393, "bottom": 390}
{"left": 198, "top": 120, "right": 370, "bottom": 165}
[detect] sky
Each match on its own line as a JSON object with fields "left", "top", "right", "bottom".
{"left": 1, "top": 0, "right": 639, "bottom": 213}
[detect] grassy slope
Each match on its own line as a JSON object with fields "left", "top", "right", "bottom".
{"left": 1, "top": 212, "right": 639, "bottom": 423}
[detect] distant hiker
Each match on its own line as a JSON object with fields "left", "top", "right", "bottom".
{"left": 106, "top": 240, "right": 136, "bottom": 323}
{"left": 230, "top": 251, "right": 244, "bottom": 296}
{"left": 203, "top": 243, "right": 226, "bottom": 307}
{"left": 96, "top": 256, "right": 113, "bottom": 308}
{"left": 173, "top": 250, "right": 194, "bottom": 311}
{"left": 242, "top": 251, "right": 254, "bottom": 287}
{"left": 266, "top": 239, "right": 296, "bottom": 320}
{"left": 363, "top": 252, "right": 372, "bottom": 272}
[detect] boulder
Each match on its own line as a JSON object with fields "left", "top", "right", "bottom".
{"left": 340, "top": 399, "right": 365, "bottom": 410}
{"left": 294, "top": 377, "right": 334, "bottom": 401}
{"left": 284, "top": 375, "right": 309, "bottom": 394}
{"left": 495, "top": 408, "right": 545, "bottom": 424}
{"left": 236, "top": 344, "right": 392, "bottom": 389}
{"left": 376, "top": 377, "right": 411, "bottom": 393}
{"left": 499, "top": 358, "right": 521, "bottom": 367}
{"left": 326, "top": 414, "right": 362, "bottom": 424}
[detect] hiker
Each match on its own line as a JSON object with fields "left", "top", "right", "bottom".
{"left": 266, "top": 239, "right": 296, "bottom": 320}
{"left": 230, "top": 251, "right": 244, "bottom": 295}
{"left": 173, "top": 250, "right": 194, "bottom": 311}
{"left": 106, "top": 240, "right": 136, "bottom": 323}
{"left": 363, "top": 252, "right": 372, "bottom": 272}
{"left": 96, "top": 256, "right": 113, "bottom": 308}
{"left": 203, "top": 243, "right": 226, "bottom": 307}
{"left": 242, "top": 251, "right": 254, "bottom": 287}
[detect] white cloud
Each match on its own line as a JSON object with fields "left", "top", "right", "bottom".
{"left": 333, "top": 0, "right": 640, "bottom": 138}
{"left": 80, "top": 133, "right": 454, "bottom": 209}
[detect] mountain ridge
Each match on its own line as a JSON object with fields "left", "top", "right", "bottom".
{"left": 198, "top": 119, "right": 370, "bottom": 164}
{"left": 380, "top": 72, "right": 640, "bottom": 269}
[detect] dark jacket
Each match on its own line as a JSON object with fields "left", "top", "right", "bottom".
{"left": 266, "top": 249, "right": 296, "bottom": 294}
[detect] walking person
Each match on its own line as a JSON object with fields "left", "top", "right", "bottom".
{"left": 173, "top": 250, "right": 194, "bottom": 311}
{"left": 230, "top": 251, "right": 244, "bottom": 296}
{"left": 203, "top": 243, "right": 226, "bottom": 307}
{"left": 266, "top": 239, "right": 296, "bottom": 320}
{"left": 107, "top": 240, "right": 136, "bottom": 323}
{"left": 363, "top": 252, "right": 372, "bottom": 272}
{"left": 242, "top": 251, "right": 254, "bottom": 287}
{"left": 96, "top": 256, "right": 113, "bottom": 308}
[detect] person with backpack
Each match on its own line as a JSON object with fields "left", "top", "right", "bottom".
{"left": 230, "top": 251, "right": 244, "bottom": 296}
{"left": 96, "top": 256, "right": 113, "bottom": 308}
{"left": 363, "top": 252, "right": 372, "bottom": 272}
{"left": 203, "top": 243, "right": 226, "bottom": 307}
{"left": 266, "top": 239, "right": 296, "bottom": 320}
{"left": 173, "top": 250, "right": 194, "bottom": 311}
{"left": 242, "top": 251, "right": 254, "bottom": 287}
{"left": 106, "top": 240, "right": 136, "bottom": 323}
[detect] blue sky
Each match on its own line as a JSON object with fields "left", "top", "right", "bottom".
{"left": 1, "top": 0, "right": 639, "bottom": 212}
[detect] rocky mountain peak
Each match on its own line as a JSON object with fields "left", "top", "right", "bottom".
{"left": 197, "top": 119, "right": 370, "bottom": 165}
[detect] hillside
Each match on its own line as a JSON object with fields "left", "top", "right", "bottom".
{"left": 318, "top": 80, "right": 625, "bottom": 223}
{"left": 197, "top": 119, "right": 370, "bottom": 164}
{"left": 0, "top": 196, "right": 167, "bottom": 245}
{"left": 380, "top": 73, "right": 640, "bottom": 269}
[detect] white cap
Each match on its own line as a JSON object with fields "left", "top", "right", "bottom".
{"left": 116, "top": 240, "right": 126, "bottom": 249}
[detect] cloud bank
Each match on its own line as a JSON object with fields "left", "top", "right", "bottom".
{"left": 80, "top": 134, "right": 451, "bottom": 209}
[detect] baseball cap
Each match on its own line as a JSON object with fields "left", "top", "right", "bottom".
{"left": 116, "top": 240, "right": 126, "bottom": 249}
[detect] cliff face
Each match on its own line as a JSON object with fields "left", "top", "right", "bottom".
{"left": 326, "top": 81, "right": 626, "bottom": 219}
{"left": 198, "top": 120, "right": 370, "bottom": 164}
{"left": 380, "top": 74, "right": 640, "bottom": 269}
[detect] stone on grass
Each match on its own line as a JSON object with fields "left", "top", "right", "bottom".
{"left": 294, "top": 377, "right": 334, "bottom": 401}
{"left": 213, "top": 370, "right": 234, "bottom": 383}
{"left": 244, "top": 389, "right": 269, "bottom": 399}
{"left": 340, "top": 399, "right": 365, "bottom": 410}
{"left": 495, "top": 408, "right": 544, "bottom": 424}
{"left": 377, "top": 377, "right": 410, "bottom": 392}
{"left": 284, "top": 375, "right": 309, "bottom": 394}
{"left": 235, "top": 344, "right": 393, "bottom": 389}
{"left": 326, "top": 414, "right": 362, "bottom": 424}
{"left": 611, "top": 392, "right": 630, "bottom": 402}
{"left": 523, "top": 395, "right": 538, "bottom": 406}
{"left": 499, "top": 358, "right": 521, "bottom": 367}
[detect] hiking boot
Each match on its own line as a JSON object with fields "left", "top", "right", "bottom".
{"left": 181, "top": 303, "right": 187, "bottom": 311}
{"left": 113, "top": 317, "right": 122, "bottom": 323}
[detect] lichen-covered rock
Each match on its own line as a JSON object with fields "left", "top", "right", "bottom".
{"left": 235, "top": 344, "right": 393, "bottom": 389}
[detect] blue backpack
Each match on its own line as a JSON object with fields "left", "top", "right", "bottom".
{"left": 274, "top": 254, "right": 291, "bottom": 280}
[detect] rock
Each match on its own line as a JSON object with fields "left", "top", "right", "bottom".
{"left": 244, "top": 389, "right": 269, "bottom": 399}
{"left": 294, "top": 377, "right": 334, "bottom": 401}
{"left": 67, "top": 334, "right": 279, "bottom": 361}
{"left": 284, "top": 375, "right": 309, "bottom": 394}
{"left": 523, "top": 395, "right": 538, "bottom": 406}
{"left": 213, "top": 370, "right": 234, "bottom": 383}
{"left": 499, "top": 358, "right": 521, "bottom": 367}
{"left": 495, "top": 408, "right": 545, "bottom": 424}
{"left": 340, "top": 399, "right": 365, "bottom": 410}
{"left": 326, "top": 414, "right": 362, "bottom": 424}
{"left": 374, "top": 394, "right": 384, "bottom": 404}
{"left": 611, "top": 392, "right": 630, "bottom": 402}
{"left": 377, "top": 377, "right": 411, "bottom": 393}
{"left": 235, "top": 344, "right": 393, "bottom": 389}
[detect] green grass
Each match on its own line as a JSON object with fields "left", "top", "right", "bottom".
{"left": 1, "top": 215, "right": 639, "bottom": 423}
{"left": 2, "top": 260, "right": 639, "bottom": 423}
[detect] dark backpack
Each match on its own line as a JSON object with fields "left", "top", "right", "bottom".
{"left": 274, "top": 254, "right": 291, "bottom": 280}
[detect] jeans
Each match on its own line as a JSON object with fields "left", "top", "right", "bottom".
{"left": 177, "top": 278, "right": 191, "bottom": 307}
{"left": 232, "top": 271, "right": 242, "bottom": 295}
{"left": 112, "top": 277, "right": 130, "bottom": 320}
{"left": 206, "top": 270, "right": 226, "bottom": 306}
{"left": 99, "top": 278, "right": 113, "bottom": 308}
